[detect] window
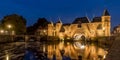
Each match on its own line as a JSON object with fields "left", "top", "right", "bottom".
{"left": 97, "top": 24, "right": 102, "bottom": 30}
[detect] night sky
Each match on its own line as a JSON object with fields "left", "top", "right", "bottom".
{"left": 0, "top": 0, "right": 119, "bottom": 29}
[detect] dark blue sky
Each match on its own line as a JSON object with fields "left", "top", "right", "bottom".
{"left": 0, "top": 0, "right": 119, "bottom": 29}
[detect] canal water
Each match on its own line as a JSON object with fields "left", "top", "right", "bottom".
{"left": 0, "top": 41, "right": 110, "bottom": 60}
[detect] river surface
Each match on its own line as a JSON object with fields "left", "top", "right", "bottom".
{"left": 0, "top": 41, "right": 110, "bottom": 60}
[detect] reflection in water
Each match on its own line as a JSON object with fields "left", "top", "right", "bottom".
{"left": 5, "top": 51, "right": 9, "bottom": 60}
{"left": 0, "top": 41, "right": 109, "bottom": 60}
{"left": 43, "top": 41, "right": 108, "bottom": 60}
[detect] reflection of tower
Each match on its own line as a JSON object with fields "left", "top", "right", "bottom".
{"left": 102, "top": 9, "right": 111, "bottom": 36}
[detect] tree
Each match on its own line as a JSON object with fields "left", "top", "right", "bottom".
{"left": 27, "top": 18, "right": 49, "bottom": 35}
{"left": 1, "top": 14, "right": 27, "bottom": 35}
{"left": 34, "top": 18, "right": 49, "bottom": 29}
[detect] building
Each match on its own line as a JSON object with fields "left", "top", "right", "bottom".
{"left": 113, "top": 24, "right": 120, "bottom": 34}
{"left": 47, "top": 9, "right": 111, "bottom": 40}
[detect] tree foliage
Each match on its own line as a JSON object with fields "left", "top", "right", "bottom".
{"left": 1, "top": 14, "right": 26, "bottom": 35}
{"left": 27, "top": 18, "right": 49, "bottom": 35}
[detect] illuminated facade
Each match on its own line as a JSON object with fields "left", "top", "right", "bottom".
{"left": 47, "top": 9, "right": 111, "bottom": 39}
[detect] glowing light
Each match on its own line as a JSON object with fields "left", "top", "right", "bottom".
{"left": 5, "top": 51, "right": 9, "bottom": 60}
{"left": 103, "top": 55, "right": 106, "bottom": 59}
{"left": 73, "top": 42, "right": 85, "bottom": 49}
{"left": 67, "top": 42, "right": 70, "bottom": 45}
{"left": 43, "top": 30, "right": 46, "bottom": 33}
{"left": 7, "top": 25, "right": 12, "bottom": 29}
{"left": 6, "top": 54, "right": 9, "bottom": 60}
{"left": 80, "top": 45, "right": 85, "bottom": 49}
{"left": 0, "top": 30, "right": 4, "bottom": 33}
{"left": 103, "top": 27, "right": 105, "bottom": 30}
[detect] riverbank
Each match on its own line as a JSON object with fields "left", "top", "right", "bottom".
{"left": 105, "top": 35, "right": 120, "bottom": 60}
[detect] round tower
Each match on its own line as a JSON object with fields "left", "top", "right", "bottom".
{"left": 102, "top": 9, "right": 111, "bottom": 36}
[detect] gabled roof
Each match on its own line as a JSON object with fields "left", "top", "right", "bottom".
{"left": 92, "top": 17, "right": 101, "bottom": 22}
{"left": 103, "top": 9, "right": 110, "bottom": 16}
{"left": 72, "top": 17, "right": 90, "bottom": 24}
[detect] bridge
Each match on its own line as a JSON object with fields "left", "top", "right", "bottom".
{"left": 0, "top": 35, "right": 41, "bottom": 42}
{"left": 13, "top": 35, "right": 41, "bottom": 42}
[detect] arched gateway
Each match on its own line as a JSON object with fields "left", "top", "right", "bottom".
{"left": 73, "top": 33, "right": 86, "bottom": 41}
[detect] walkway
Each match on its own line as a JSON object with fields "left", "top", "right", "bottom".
{"left": 106, "top": 36, "right": 120, "bottom": 60}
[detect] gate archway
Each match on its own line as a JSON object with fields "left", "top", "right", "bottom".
{"left": 73, "top": 33, "right": 86, "bottom": 41}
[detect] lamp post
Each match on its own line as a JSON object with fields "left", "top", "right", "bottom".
{"left": 7, "top": 24, "right": 12, "bottom": 35}
{"left": 7, "top": 24, "right": 12, "bottom": 42}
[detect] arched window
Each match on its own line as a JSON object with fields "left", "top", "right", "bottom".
{"left": 97, "top": 24, "right": 102, "bottom": 30}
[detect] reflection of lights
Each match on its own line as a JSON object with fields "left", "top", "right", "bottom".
{"left": 5, "top": 51, "right": 9, "bottom": 60}
{"left": 43, "top": 45, "right": 46, "bottom": 52}
{"left": 80, "top": 45, "right": 85, "bottom": 49}
{"left": 103, "top": 51, "right": 108, "bottom": 59}
{"left": 103, "top": 55, "right": 106, "bottom": 59}
{"left": 67, "top": 42, "right": 70, "bottom": 45}
{"left": 67, "top": 37, "right": 70, "bottom": 39}
{"left": 59, "top": 41, "right": 64, "bottom": 50}
{"left": 43, "top": 30, "right": 46, "bottom": 33}
{"left": 74, "top": 42, "right": 85, "bottom": 49}
{"left": 6, "top": 54, "right": 9, "bottom": 60}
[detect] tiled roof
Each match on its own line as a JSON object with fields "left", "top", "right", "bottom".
{"left": 92, "top": 17, "right": 101, "bottom": 22}
{"left": 72, "top": 17, "right": 89, "bottom": 24}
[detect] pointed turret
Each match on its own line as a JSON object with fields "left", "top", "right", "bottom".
{"left": 57, "top": 17, "right": 62, "bottom": 23}
{"left": 102, "top": 9, "right": 111, "bottom": 36}
{"left": 103, "top": 9, "right": 110, "bottom": 16}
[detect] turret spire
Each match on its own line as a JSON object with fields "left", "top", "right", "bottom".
{"left": 103, "top": 9, "right": 110, "bottom": 16}
{"left": 57, "top": 17, "right": 62, "bottom": 23}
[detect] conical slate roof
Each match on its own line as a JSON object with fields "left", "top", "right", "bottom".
{"left": 103, "top": 9, "right": 110, "bottom": 16}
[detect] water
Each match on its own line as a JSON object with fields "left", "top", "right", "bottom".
{"left": 0, "top": 41, "right": 110, "bottom": 60}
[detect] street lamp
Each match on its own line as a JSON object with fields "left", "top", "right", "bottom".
{"left": 7, "top": 25, "right": 12, "bottom": 29}
{"left": 0, "top": 29, "right": 4, "bottom": 34}
{"left": 7, "top": 24, "right": 13, "bottom": 42}
{"left": 7, "top": 24, "right": 12, "bottom": 35}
